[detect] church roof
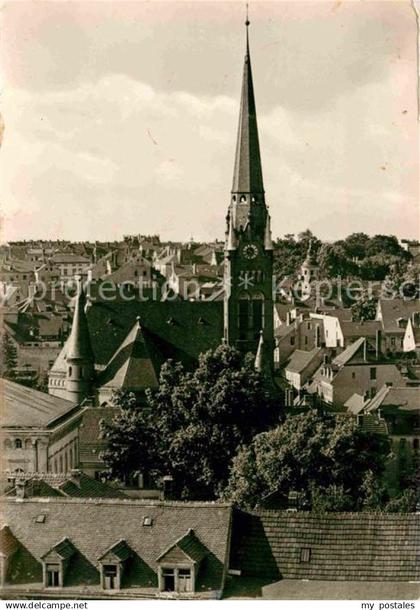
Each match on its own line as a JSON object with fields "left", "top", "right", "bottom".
{"left": 0, "top": 379, "right": 78, "bottom": 429}
{"left": 98, "top": 319, "right": 159, "bottom": 391}
{"left": 66, "top": 287, "right": 94, "bottom": 362}
{"left": 53, "top": 300, "right": 223, "bottom": 375}
{"left": 232, "top": 25, "right": 264, "bottom": 194}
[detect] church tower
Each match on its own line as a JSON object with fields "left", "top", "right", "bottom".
{"left": 224, "top": 16, "right": 274, "bottom": 371}
{"left": 65, "top": 283, "right": 95, "bottom": 404}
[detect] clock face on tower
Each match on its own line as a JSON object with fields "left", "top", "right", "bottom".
{"left": 243, "top": 244, "right": 259, "bottom": 260}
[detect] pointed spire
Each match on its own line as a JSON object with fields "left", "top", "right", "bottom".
{"left": 67, "top": 282, "right": 94, "bottom": 362}
{"left": 264, "top": 212, "right": 273, "bottom": 250}
{"left": 255, "top": 330, "right": 264, "bottom": 372}
{"left": 232, "top": 12, "right": 264, "bottom": 194}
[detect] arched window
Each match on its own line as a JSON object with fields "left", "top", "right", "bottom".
{"left": 240, "top": 195, "right": 246, "bottom": 203}
{"left": 238, "top": 293, "right": 251, "bottom": 340}
{"left": 238, "top": 292, "right": 264, "bottom": 340}
{"left": 4, "top": 438, "right": 12, "bottom": 449}
{"left": 68, "top": 366, "right": 72, "bottom": 378}
{"left": 14, "top": 439, "right": 22, "bottom": 449}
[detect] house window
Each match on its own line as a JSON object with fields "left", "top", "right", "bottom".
{"left": 352, "top": 372, "right": 356, "bottom": 379}
{"left": 307, "top": 322, "right": 311, "bottom": 330}
{"left": 178, "top": 568, "right": 192, "bottom": 593}
{"left": 103, "top": 564, "right": 118, "bottom": 590}
{"left": 370, "top": 367, "right": 377, "bottom": 380}
{"left": 14, "top": 439, "right": 22, "bottom": 449}
{"left": 300, "top": 548, "right": 311, "bottom": 563}
{"left": 162, "top": 568, "right": 175, "bottom": 592}
{"left": 304, "top": 336, "right": 308, "bottom": 345}
{"left": 46, "top": 564, "right": 60, "bottom": 587}
{"left": 390, "top": 337, "right": 396, "bottom": 347}
{"left": 290, "top": 336, "right": 295, "bottom": 346}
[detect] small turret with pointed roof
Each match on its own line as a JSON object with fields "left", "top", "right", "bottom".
{"left": 65, "top": 280, "right": 94, "bottom": 404}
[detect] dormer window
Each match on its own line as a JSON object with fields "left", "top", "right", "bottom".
{"left": 41, "top": 538, "right": 75, "bottom": 588}
{"left": 156, "top": 529, "right": 207, "bottom": 595}
{"left": 98, "top": 540, "right": 131, "bottom": 591}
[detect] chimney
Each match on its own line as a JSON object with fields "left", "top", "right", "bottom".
{"left": 162, "top": 475, "right": 174, "bottom": 501}
{"left": 15, "top": 479, "right": 26, "bottom": 499}
{"left": 70, "top": 469, "right": 82, "bottom": 487}
{"left": 315, "top": 324, "right": 321, "bottom": 349}
{"left": 376, "top": 329, "right": 382, "bottom": 360}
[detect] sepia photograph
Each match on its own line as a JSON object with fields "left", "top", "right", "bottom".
{"left": 0, "top": 0, "right": 419, "bottom": 605}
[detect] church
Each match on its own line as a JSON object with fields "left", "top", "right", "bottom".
{"left": 49, "top": 19, "right": 275, "bottom": 407}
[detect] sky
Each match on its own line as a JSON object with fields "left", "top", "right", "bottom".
{"left": 0, "top": 0, "right": 418, "bottom": 243}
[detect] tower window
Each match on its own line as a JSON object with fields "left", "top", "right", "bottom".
{"left": 240, "top": 195, "right": 246, "bottom": 203}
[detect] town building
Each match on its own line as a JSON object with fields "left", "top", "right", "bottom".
{"left": 1, "top": 379, "right": 82, "bottom": 474}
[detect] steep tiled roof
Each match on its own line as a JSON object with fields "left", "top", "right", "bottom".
{"left": 340, "top": 321, "right": 381, "bottom": 338}
{"left": 378, "top": 299, "right": 420, "bottom": 333}
{"left": 157, "top": 529, "right": 208, "bottom": 564}
{"left": 78, "top": 406, "right": 120, "bottom": 466}
{"left": 4, "top": 472, "right": 127, "bottom": 500}
{"left": 365, "top": 386, "right": 420, "bottom": 413}
{"left": 0, "top": 379, "right": 78, "bottom": 428}
{"left": 55, "top": 299, "right": 223, "bottom": 372}
{"left": 332, "top": 337, "right": 365, "bottom": 367}
{"left": 231, "top": 511, "right": 420, "bottom": 581}
{"left": 98, "top": 320, "right": 159, "bottom": 391}
{"left": 286, "top": 348, "right": 322, "bottom": 375}
{"left": 2, "top": 498, "right": 232, "bottom": 593}
{"left": 0, "top": 525, "right": 19, "bottom": 557}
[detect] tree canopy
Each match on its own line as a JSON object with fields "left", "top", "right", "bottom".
{"left": 101, "top": 344, "right": 280, "bottom": 500}
{"left": 224, "top": 410, "right": 391, "bottom": 510}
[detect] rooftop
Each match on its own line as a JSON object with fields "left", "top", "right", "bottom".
{"left": 0, "top": 379, "right": 79, "bottom": 428}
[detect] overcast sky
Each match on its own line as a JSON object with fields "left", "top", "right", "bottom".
{"left": 0, "top": 0, "right": 418, "bottom": 243}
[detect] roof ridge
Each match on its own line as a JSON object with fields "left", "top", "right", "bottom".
{"left": 2, "top": 497, "right": 232, "bottom": 508}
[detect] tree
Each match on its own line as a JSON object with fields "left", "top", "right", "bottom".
{"left": 351, "top": 291, "right": 378, "bottom": 321}
{"left": 224, "top": 410, "right": 390, "bottom": 510}
{"left": 366, "top": 235, "right": 404, "bottom": 257}
{"left": 102, "top": 344, "right": 280, "bottom": 499}
{"left": 2, "top": 333, "right": 18, "bottom": 379}
{"left": 342, "top": 233, "right": 370, "bottom": 260}
{"left": 318, "top": 243, "right": 355, "bottom": 278}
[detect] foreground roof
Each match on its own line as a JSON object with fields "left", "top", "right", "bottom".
{"left": 231, "top": 510, "right": 420, "bottom": 582}
{"left": 1, "top": 497, "right": 232, "bottom": 593}
{"left": 0, "top": 379, "right": 78, "bottom": 428}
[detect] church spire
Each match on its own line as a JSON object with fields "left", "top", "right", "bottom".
{"left": 65, "top": 280, "right": 94, "bottom": 404}
{"left": 231, "top": 12, "right": 264, "bottom": 195}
